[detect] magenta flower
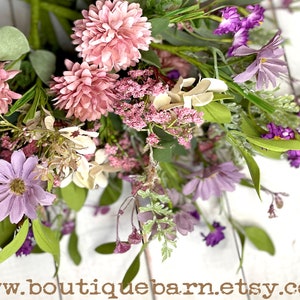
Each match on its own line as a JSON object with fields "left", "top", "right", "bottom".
{"left": 287, "top": 150, "right": 300, "bottom": 168}
{"left": 233, "top": 31, "right": 288, "bottom": 90}
{"left": 202, "top": 222, "right": 226, "bottom": 247}
{"left": 214, "top": 7, "right": 241, "bottom": 35}
{"left": 0, "top": 63, "right": 22, "bottom": 114}
{"left": 0, "top": 150, "right": 56, "bottom": 224}
{"left": 183, "top": 161, "right": 244, "bottom": 201}
{"left": 261, "top": 123, "right": 295, "bottom": 140}
{"left": 114, "top": 241, "right": 131, "bottom": 253}
{"left": 50, "top": 59, "right": 118, "bottom": 122}
{"left": 16, "top": 227, "right": 35, "bottom": 256}
{"left": 71, "top": 0, "right": 152, "bottom": 72}
{"left": 242, "top": 5, "right": 265, "bottom": 29}
{"left": 228, "top": 27, "right": 249, "bottom": 56}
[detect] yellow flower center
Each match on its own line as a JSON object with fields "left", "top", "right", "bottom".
{"left": 260, "top": 57, "right": 268, "bottom": 64}
{"left": 10, "top": 178, "right": 26, "bottom": 195}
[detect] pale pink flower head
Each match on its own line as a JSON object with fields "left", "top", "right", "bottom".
{"left": 50, "top": 59, "right": 119, "bottom": 122}
{"left": 0, "top": 150, "right": 56, "bottom": 224}
{"left": 0, "top": 63, "right": 22, "bottom": 114}
{"left": 71, "top": 0, "right": 152, "bottom": 72}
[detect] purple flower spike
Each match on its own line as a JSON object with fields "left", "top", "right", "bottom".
{"left": 214, "top": 7, "right": 241, "bottom": 35}
{"left": 242, "top": 5, "right": 265, "bottom": 29}
{"left": 16, "top": 227, "right": 35, "bottom": 256}
{"left": 202, "top": 222, "right": 226, "bottom": 247}
{"left": 287, "top": 150, "right": 300, "bottom": 168}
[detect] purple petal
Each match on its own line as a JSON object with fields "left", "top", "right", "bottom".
{"left": 11, "top": 150, "right": 26, "bottom": 177}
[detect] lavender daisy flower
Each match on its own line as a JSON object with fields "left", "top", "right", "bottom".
{"left": 214, "top": 7, "right": 241, "bottom": 35}
{"left": 183, "top": 161, "right": 244, "bottom": 201}
{"left": 202, "top": 222, "right": 226, "bottom": 247}
{"left": 0, "top": 150, "right": 56, "bottom": 224}
{"left": 233, "top": 31, "right": 288, "bottom": 90}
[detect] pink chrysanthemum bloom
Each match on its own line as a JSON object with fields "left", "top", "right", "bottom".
{"left": 50, "top": 59, "right": 118, "bottom": 122}
{"left": 0, "top": 150, "right": 56, "bottom": 224}
{"left": 0, "top": 63, "right": 22, "bottom": 114}
{"left": 71, "top": 0, "right": 152, "bottom": 72}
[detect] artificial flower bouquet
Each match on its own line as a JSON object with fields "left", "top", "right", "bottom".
{"left": 0, "top": 0, "right": 299, "bottom": 284}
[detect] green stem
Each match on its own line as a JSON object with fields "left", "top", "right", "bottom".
{"left": 29, "top": 0, "right": 41, "bottom": 49}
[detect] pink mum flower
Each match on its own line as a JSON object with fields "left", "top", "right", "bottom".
{"left": 0, "top": 63, "right": 22, "bottom": 114}
{"left": 50, "top": 59, "right": 118, "bottom": 121}
{"left": 71, "top": 0, "right": 152, "bottom": 72}
{"left": 0, "top": 150, "right": 56, "bottom": 224}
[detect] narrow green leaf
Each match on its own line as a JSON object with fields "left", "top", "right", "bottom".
{"left": 32, "top": 219, "right": 60, "bottom": 264}
{"left": 40, "top": 2, "right": 82, "bottom": 20}
{"left": 99, "top": 177, "right": 122, "bottom": 206}
{"left": 95, "top": 242, "right": 116, "bottom": 254}
{"left": 238, "top": 146, "right": 261, "bottom": 199}
{"left": 29, "top": 50, "right": 56, "bottom": 85}
{"left": 244, "top": 226, "right": 275, "bottom": 255}
{"left": 196, "top": 102, "right": 231, "bottom": 123}
{"left": 68, "top": 230, "right": 81, "bottom": 265}
{"left": 241, "top": 115, "right": 262, "bottom": 137}
{"left": 141, "top": 49, "right": 161, "bottom": 68}
{"left": 236, "top": 229, "right": 246, "bottom": 272}
{"left": 60, "top": 182, "right": 88, "bottom": 211}
{"left": 0, "top": 26, "right": 30, "bottom": 60}
{"left": 0, "top": 219, "right": 29, "bottom": 263}
{"left": 122, "top": 254, "right": 140, "bottom": 289}
{"left": 247, "top": 136, "right": 300, "bottom": 152}
{"left": 0, "top": 218, "right": 17, "bottom": 248}
{"left": 6, "top": 84, "right": 36, "bottom": 116}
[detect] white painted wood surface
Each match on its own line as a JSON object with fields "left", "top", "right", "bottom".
{"left": 0, "top": 1, "right": 300, "bottom": 299}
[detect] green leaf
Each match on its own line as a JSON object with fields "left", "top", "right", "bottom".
{"left": 241, "top": 115, "right": 262, "bottom": 137}
{"left": 247, "top": 136, "right": 300, "bottom": 152}
{"left": 40, "top": 2, "right": 82, "bottom": 20}
{"left": 29, "top": 50, "right": 56, "bottom": 85}
{"left": 32, "top": 219, "right": 60, "bottom": 264}
{"left": 0, "top": 219, "right": 29, "bottom": 263}
{"left": 149, "top": 17, "right": 169, "bottom": 37}
{"left": 0, "top": 26, "right": 30, "bottom": 61}
{"left": 122, "top": 254, "right": 140, "bottom": 289}
{"left": 60, "top": 182, "right": 88, "bottom": 211}
{"left": 0, "top": 218, "right": 17, "bottom": 248}
{"left": 141, "top": 49, "right": 161, "bottom": 68}
{"left": 99, "top": 177, "right": 122, "bottom": 206}
{"left": 95, "top": 242, "right": 116, "bottom": 254}
{"left": 153, "top": 143, "right": 173, "bottom": 162}
{"left": 238, "top": 146, "right": 261, "bottom": 199}
{"left": 196, "top": 102, "right": 231, "bottom": 123}
{"left": 68, "top": 230, "right": 81, "bottom": 265}
{"left": 244, "top": 226, "right": 275, "bottom": 255}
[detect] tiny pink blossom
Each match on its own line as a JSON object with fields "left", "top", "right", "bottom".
{"left": 71, "top": 0, "right": 152, "bottom": 72}
{"left": 50, "top": 59, "right": 118, "bottom": 121}
{"left": 0, "top": 63, "right": 22, "bottom": 114}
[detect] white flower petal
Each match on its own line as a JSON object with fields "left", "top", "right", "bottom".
{"left": 204, "top": 78, "right": 228, "bottom": 92}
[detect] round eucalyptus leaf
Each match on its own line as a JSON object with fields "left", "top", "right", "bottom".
{"left": 29, "top": 50, "right": 56, "bottom": 85}
{"left": 0, "top": 26, "right": 30, "bottom": 61}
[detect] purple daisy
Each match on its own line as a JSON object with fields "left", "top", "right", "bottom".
{"left": 0, "top": 150, "right": 56, "bottom": 224}
{"left": 183, "top": 161, "right": 244, "bottom": 201}
{"left": 202, "top": 221, "right": 226, "bottom": 247}
{"left": 233, "top": 31, "right": 288, "bottom": 90}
